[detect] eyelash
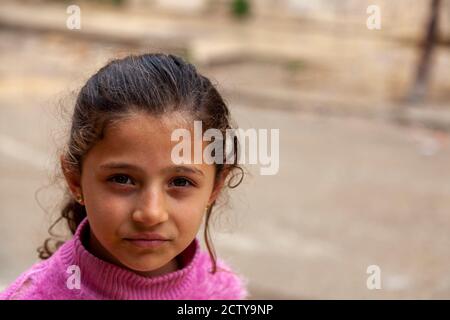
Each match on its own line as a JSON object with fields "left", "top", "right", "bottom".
{"left": 169, "top": 177, "right": 195, "bottom": 188}
{"left": 108, "top": 174, "right": 135, "bottom": 186}
{"left": 107, "top": 174, "right": 195, "bottom": 188}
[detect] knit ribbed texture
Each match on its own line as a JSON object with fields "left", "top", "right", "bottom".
{"left": 0, "top": 218, "right": 249, "bottom": 300}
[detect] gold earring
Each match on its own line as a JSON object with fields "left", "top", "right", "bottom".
{"left": 76, "top": 194, "right": 84, "bottom": 204}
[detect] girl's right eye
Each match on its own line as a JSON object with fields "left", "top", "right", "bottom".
{"left": 108, "top": 174, "right": 135, "bottom": 186}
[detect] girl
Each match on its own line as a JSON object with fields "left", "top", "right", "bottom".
{"left": 0, "top": 53, "right": 248, "bottom": 300}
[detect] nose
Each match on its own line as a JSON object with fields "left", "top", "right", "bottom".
{"left": 131, "top": 187, "right": 169, "bottom": 226}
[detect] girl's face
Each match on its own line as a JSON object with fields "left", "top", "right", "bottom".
{"left": 63, "top": 112, "right": 222, "bottom": 276}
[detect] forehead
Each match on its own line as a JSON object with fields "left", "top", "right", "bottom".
{"left": 82, "top": 112, "right": 210, "bottom": 174}
{"left": 107, "top": 113, "right": 180, "bottom": 146}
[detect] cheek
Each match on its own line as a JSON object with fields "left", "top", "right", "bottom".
{"left": 172, "top": 179, "right": 215, "bottom": 231}
{"left": 171, "top": 207, "right": 205, "bottom": 239}
{"left": 83, "top": 180, "right": 130, "bottom": 233}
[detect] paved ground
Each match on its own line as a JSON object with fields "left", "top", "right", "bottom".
{"left": 221, "top": 106, "right": 450, "bottom": 299}
{"left": 1, "top": 2, "right": 450, "bottom": 299}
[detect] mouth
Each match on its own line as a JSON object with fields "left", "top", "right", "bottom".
{"left": 123, "top": 239, "right": 170, "bottom": 249}
{"left": 123, "top": 233, "right": 172, "bottom": 249}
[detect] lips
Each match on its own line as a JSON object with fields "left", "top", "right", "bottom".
{"left": 123, "top": 232, "right": 171, "bottom": 249}
{"left": 124, "top": 233, "right": 170, "bottom": 241}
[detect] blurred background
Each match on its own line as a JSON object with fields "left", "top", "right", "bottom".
{"left": 0, "top": 0, "right": 449, "bottom": 299}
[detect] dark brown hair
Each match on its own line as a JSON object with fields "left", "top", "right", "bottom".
{"left": 37, "top": 53, "right": 244, "bottom": 274}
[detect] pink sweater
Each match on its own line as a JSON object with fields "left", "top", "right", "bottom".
{"left": 0, "top": 218, "right": 249, "bottom": 300}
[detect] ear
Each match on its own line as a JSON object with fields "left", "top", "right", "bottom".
{"left": 60, "top": 154, "right": 82, "bottom": 198}
{"left": 207, "top": 169, "right": 228, "bottom": 206}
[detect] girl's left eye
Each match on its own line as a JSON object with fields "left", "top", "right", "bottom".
{"left": 169, "top": 177, "right": 194, "bottom": 188}
{"left": 108, "top": 174, "right": 134, "bottom": 186}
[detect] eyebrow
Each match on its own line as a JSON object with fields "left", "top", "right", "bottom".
{"left": 99, "top": 162, "right": 204, "bottom": 177}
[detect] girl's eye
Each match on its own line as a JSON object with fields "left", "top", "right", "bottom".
{"left": 169, "top": 177, "right": 194, "bottom": 188}
{"left": 108, "top": 174, "right": 134, "bottom": 186}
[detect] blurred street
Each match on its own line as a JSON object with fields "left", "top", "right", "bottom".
{"left": 1, "top": 0, "right": 450, "bottom": 299}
